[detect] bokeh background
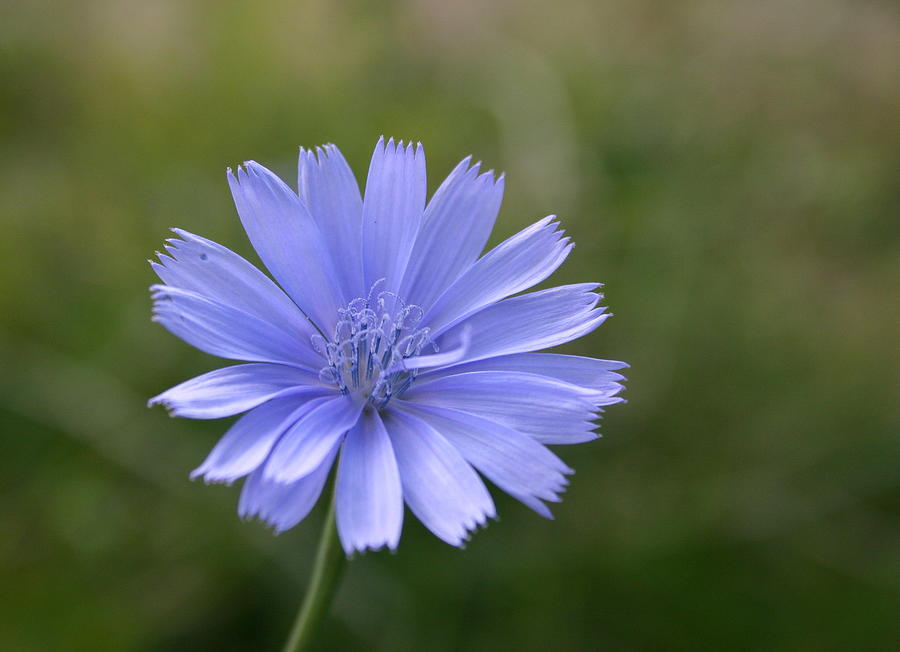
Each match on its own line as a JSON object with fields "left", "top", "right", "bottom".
{"left": 2, "top": 1, "right": 898, "bottom": 650}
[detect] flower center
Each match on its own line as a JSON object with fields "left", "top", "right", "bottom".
{"left": 312, "top": 281, "right": 431, "bottom": 409}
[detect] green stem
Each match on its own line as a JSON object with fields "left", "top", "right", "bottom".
{"left": 281, "top": 488, "right": 346, "bottom": 652}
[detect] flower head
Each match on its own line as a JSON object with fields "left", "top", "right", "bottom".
{"left": 149, "top": 137, "right": 627, "bottom": 553}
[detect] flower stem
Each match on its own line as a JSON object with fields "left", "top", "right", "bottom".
{"left": 281, "top": 488, "right": 346, "bottom": 652}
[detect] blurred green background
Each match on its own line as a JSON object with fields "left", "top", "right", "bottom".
{"left": 1, "top": 1, "right": 898, "bottom": 650}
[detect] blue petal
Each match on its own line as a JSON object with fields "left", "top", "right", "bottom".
{"left": 396, "top": 402, "right": 571, "bottom": 518}
{"left": 405, "top": 371, "right": 617, "bottom": 444}
{"left": 238, "top": 443, "right": 339, "bottom": 533}
{"left": 382, "top": 408, "right": 495, "bottom": 547}
{"left": 298, "top": 145, "right": 364, "bottom": 300}
{"left": 436, "top": 283, "right": 610, "bottom": 366}
{"left": 228, "top": 161, "right": 345, "bottom": 332}
{"left": 424, "top": 216, "right": 572, "bottom": 337}
{"left": 191, "top": 395, "right": 319, "bottom": 483}
{"left": 148, "top": 363, "right": 327, "bottom": 419}
{"left": 263, "top": 396, "right": 363, "bottom": 483}
{"left": 399, "top": 158, "right": 503, "bottom": 309}
{"left": 335, "top": 409, "right": 403, "bottom": 554}
{"left": 421, "top": 352, "right": 628, "bottom": 393}
{"left": 152, "top": 229, "right": 315, "bottom": 342}
{"left": 361, "top": 137, "right": 426, "bottom": 293}
{"left": 151, "top": 285, "right": 321, "bottom": 368}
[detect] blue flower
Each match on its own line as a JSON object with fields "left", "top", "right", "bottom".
{"left": 149, "top": 137, "right": 627, "bottom": 553}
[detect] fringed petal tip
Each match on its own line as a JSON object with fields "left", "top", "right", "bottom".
{"left": 237, "top": 504, "right": 303, "bottom": 537}
{"left": 455, "top": 157, "right": 504, "bottom": 189}
{"left": 146, "top": 394, "right": 177, "bottom": 417}
{"left": 464, "top": 159, "right": 504, "bottom": 187}
{"left": 189, "top": 467, "right": 238, "bottom": 487}
{"left": 146, "top": 396, "right": 165, "bottom": 410}
{"left": 375, "top": 135, "right": 425, "bottom": 157}
{"left": 225, "top": 161, "right": 259, "bottom": 183}
{"left": 448, "top": 508, "right": 497, "bottom": 550}
{"left": 448, "top": 489, "right": 499, "bottom": 548}
{"left": 235, "top": 495, "right": 288, "bottom": 533}
{"left": 484, "top": 169, "right": 504, "bottom": 186}
{"left": 341, "top": 539, "right": 400, "bottom": 558}
{"left": 299, "top": 144, "right": 341, "bottom": 166}
{"left": 237, "top": 511, "right": 287, "bottom": 535}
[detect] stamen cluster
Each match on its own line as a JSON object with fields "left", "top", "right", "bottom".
{"left": 313, "top": 282, "right": 431, "bottom": 408}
